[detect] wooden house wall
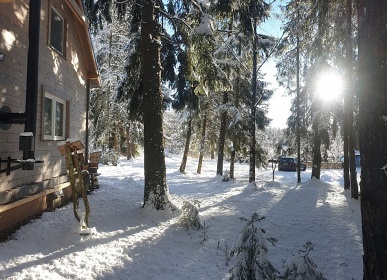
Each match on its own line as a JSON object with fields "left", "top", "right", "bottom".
{"left": 0, "top": 0, "right": 89, "bottom": 206}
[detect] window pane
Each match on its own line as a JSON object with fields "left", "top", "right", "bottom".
{"left": 55, "top": 102, "right": 64, "bottom": 137}
{"left": 50, "top": 8, "right": 63, "bottom": 53}
{"left": 44, "top": 97, "right": 52, "bottom": 136}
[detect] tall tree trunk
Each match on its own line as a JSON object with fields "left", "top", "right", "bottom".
{"left": 249, "top": 18, "right": 258, "bottom": 183}
{"left": 343, "top": 0, "right": 352, "bottom": 191}
{"left": 311, "top": 120, "right": 321, "bottom": 179}
{"left": 131, "top": 142, "right": 135, "bottom": 158}
{"left": 349, "top": 147, "right": 358, "bottom": 198}
{"left": 229, "top": 142, "right": 236, "bottom": 180}
{"left": 221, "top": 19, "right": 235, "bottom": 179}
{"left": 357, "top": 0, "right": 387, "bottom": 278}
{"left": 216, "top": 92, "right": 228, "bottom": 175}
{"left": 126, "top": 124, "right": 136, "bottom": 159}
{"left": 197, "top": 113, "right": 207, "bottom": 174}
{"left": 310, "top": 1, "right": 328, "bottom": 181}
{"left": 296, "top": 15, "right": 301, "bottom": 184}
{"left": 113, "top": 123, "right": 119, "bottom": 152}
{"left": 343, "top": 110, "right": 350, "bottom": 189}
{"left": 346, "top": 0, "right": 358, "bottom": 199}
{"left": 126, "top": 125, "right": 132, "bottom": 160}
{"left": 179, "top": 117, "right": 192, "bottom": 173}
{"left": 230, "top": 81, "right": 240, "bottom": 180}
{"left": 141, "top": 0, "right": 171, "bottom": 210}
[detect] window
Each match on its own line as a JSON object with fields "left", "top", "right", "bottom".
{"left": 43, "top": 93, "right": 66, "bottom": 140}
{"left": 50, "top": 7, "right": 65, "bottom": 55}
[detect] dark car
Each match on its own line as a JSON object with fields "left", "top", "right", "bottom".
{"left": 278, "top": 156, "right": 306, "bottom": 171}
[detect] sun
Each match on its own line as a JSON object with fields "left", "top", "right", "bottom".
{"left": 315, "top": 72, "right": 343, "bottom": 102}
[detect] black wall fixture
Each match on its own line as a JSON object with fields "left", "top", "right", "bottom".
{"left": 0, "top": 0, "right": 42, "bottom": 172}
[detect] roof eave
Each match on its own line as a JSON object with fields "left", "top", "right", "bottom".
{"left": 65, "top": 0, "right": 101, "bottom": 87}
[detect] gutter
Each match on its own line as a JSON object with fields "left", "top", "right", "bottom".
{"left": 23, "top": 0, "right": 41, "bottom": 168}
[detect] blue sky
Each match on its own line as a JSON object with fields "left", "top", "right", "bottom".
{"left": 260, "top": 0, "right": 291, "bottom": 129}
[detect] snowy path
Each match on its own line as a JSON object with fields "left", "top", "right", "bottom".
{"left": 0, "top": 155, "right": 363, "bottom": 279}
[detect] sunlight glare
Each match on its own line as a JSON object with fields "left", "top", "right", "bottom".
{"left": 1, "top": 30, "right": 16, "bottom": 50}
{"left": 315, "top": 72, "right": 343, "bottom": 102}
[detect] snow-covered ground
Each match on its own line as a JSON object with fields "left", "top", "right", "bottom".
{"left": 0, "top": 154, "right": 363, "bottom": 279}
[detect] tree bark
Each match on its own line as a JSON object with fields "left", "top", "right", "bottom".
{"left": 349, "top": 147, "right": 358, "bottom": 199}
{"left": 197, "top": 113, "right": 207, "bottom": 174}
{"left": 296, "top": 16, "right": 301, "bottom": 184}
{"left": 126, "top": 125, "right": 132, "bottom": 160}
{"left": 343, "top": 113, "right": 350, "bottom": 189}
{"left": 230, "top": 94, "right": 239, "bottom": 180}
{"left": 346, "top": 0, "right": 358, "bottom": 199}
{"left": 216, "top": 92, "right": 228, "bottom": 175}
{"left": 124, "top": 125, "right": 135, "bottom": 159}
{"left": 357, "top": 0, "right": 387, "bottom": 278}
{"left": 229, "top": 143, "right": 235, "bottom": 180}
{"left": 311, "top": 120, "right": 321, "bottom": 179}
{"left": 141, "top": 0, "right": 171, "bottom": 210}
{"left": 230, "top": 43, "right": 242, "bottom": 181}
{"left": 179, "top": 117, "right": 192, "bottom": 173}
{"left": 249, "top": 18, "right": 258, "bottom": 183}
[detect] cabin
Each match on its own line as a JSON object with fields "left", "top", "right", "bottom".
{"left": 0, "top": 0, "right": 99, "bottom": 236}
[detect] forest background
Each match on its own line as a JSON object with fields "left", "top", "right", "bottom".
{"left": 83, "top": 0, "right": 387, "bottom": 278}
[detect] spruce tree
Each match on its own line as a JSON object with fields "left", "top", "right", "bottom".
{"left": 357, "top": 0, "right": 387, "bottom": 277}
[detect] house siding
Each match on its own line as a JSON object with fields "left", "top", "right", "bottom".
{"left": 0, "top": 0, "right": 95, "bottom": 232}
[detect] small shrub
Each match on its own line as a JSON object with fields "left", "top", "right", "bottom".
{"left": 217, "top": 241, "right": 232, "bottom": 266}
{"left": 280, "top": 241, "right": 326, "bottom": 280}
{"left": 229, "top": 213, "right": 278, "bottom": 280}
{"left": 222, "top": 170, "right": 230, "bottom": 182}
{"left": 179, "top": 200, "right": 202, "bottom": 230}
{"left": 101, "top": 149, "right": 119, "bottom": 166}
{"left": 201, "top": 221, "right": 210, "bottom": 244}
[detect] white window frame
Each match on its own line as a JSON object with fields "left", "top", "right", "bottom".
{"left": 43, "top": 92, "right": 67, "bottom": 141}
{"left": 49, "top": 7, "right": 65, "bottom": 55}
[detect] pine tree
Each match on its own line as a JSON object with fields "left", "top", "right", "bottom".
{"left": 85, "top": 0, "right": 180, "bottom": 210}
{"left": 172, "top": 46, "right": 199, "bottom": 174}
{"left": 229, "top": 213, "right": 278, "bottom": 280}
{"left": 88, "top": 9, "right": 129, "bottom": 162}
{"left": 140, "top": 0, "right": 172, "bottom": 209}
{"left": 357, "top": 0, "right": 387, "bottom": 278}
{"left": 213, "top": 0, "right": 275, "bottom": 183}
{"left": 278, "top": 0, "right": 359, "bottom": 181}
{"left": 343, "top": 0, "right": 359, "bottom": 198}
